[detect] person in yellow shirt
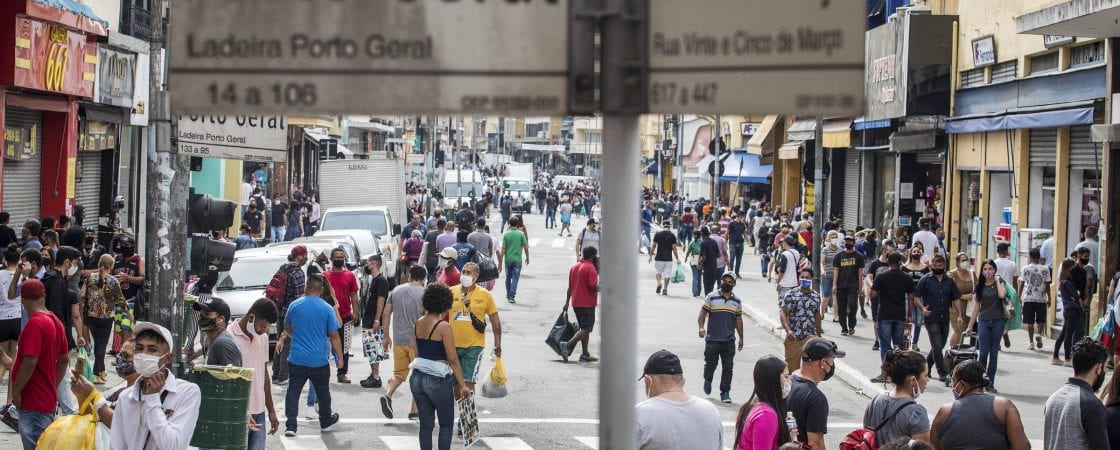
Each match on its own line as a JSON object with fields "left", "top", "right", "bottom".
{"left": 448, "top": 263, "right": 503, "bottom": 389}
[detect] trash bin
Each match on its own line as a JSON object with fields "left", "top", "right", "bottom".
{"left": 187, "top": 364, "right": 255, "bottom": 449}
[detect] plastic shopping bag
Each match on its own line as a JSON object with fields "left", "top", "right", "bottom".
{"left": 671, "top": 263, "right": 687, "bottom": 284}
{"left": 362, "top": 329, "right": 390, "bottom": 364}
{"left": 37, "top": 391, "right": 110, "bottom": 450}
{"left": 481, "top": 356, "right": 508, "bottom": 398}
{"left": 77, "top": 347, "right": 95, "bottom": 382}
{"left": 545, "top": 311, "right": 579, "bottom": 356}
{"left": 457, "top": 396, "right": 481, "bottom": 447}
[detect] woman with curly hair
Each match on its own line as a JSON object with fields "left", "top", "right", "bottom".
{"left": 931, "top": 359, "right": 1030, "bottom": 449}
{"left": 734, "top": 355, "right": 790, "bottom": 449}
{"left": 862, "top": 349, "right": 931, "bottom": 445}
{"left": 411, "top": 283, "right": 471, "bottom": 450}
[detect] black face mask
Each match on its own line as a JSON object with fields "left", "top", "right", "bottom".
{"left": 719, "top": 283, "right": 734, "bottom": 293}
{"left": 331, "top": 259, "right": 345, "bottom": 269}
{"left": 932, "top": 268, "right": 946, "bottom": 275}
{"left": 119, "top": 246, "right": 135, "bottom": 257}
{"left": 844, "top": 243, "right": 855, "bottom": 250}
{"left": 1080, "top": 258, "right": 1090, "bottom": 266}
{"left": 1092, "top": 367, "right": 1106, "bottom": 393}
{"left": 84, "top": 236, "right": 94, "bottom": 245}
{"left": 822, "top": 361, "right": 836, "bottom": 381}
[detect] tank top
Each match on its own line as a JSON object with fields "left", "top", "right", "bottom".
{"left": 416, "top": 320, "right": 449, "bottom": 361}
{"left": 936, "top": 393, "right": 1010, "bottom": 450}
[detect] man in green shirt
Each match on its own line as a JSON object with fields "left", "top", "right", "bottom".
{"left": 687, "top": 234, "right": 704, "bottom": 298}
{"left": 498, "top": 216, "right": 530, "bottom": 303}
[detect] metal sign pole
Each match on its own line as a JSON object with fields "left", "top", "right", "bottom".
{"left": 813, "top": 118, "right": 825, "bottom": 287}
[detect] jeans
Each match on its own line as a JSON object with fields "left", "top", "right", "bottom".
{"left": 247, "top": 412, "right": 266, "bottom": 450}
{"left": 836, "top": 287, "right": 859, "bottom": 333}
{"left": 760, "top": 253, "right": 769, "bottom": 274}
{"left": 642, "top": 229, "right": 651, "bottom": 253}
{"left": 545, "top": 209, "right": 556, "bottom": 228}
{"left": 911, "top": 307, "right": 925, "bottom": 347}
{"left": 678, "top": 225, "right": 693, "bottom": 245}
{"left": 272, "top": 334, "right": 290, "bottom": 381}
{"left": 703, "top": 339, "right": 736, "bottom": 394}
{"left": 88, "top": 316, "right": 113, "bottom": 375}
{"left": 500, "top": 216, "right": 510, "bottom": 233}
{"left": 410, "top": 370, "right": 455, "bottom": 450}
{"left": 877, "top": 320, "right": 907, "bottom": 361}
{"left": 285, "top": 363, "right": 332, "bottom": 431}
{"left": 729, "top": 241, "right": 744, "bottom": 276}
{"left": 271, "top": 226, "right": 286, "bottom": 242}
{"left": 1053, "top": 309, "right": 1085, "bottom": 360}
{"left": 925, "top": 322, "right": 949, "bottom": 378}
{"left": 977, "top": 318, "right": 1007, "bottom": 385}
{"left": 17, "top": 409, "right": 54, "bottom": 450}
{"left": 504, "top": 261, "right": 523, "bottom": 300}
{"left": 691, "top": 265, "right": 703, "bottom": 297}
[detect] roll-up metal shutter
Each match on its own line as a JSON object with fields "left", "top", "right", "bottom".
{"left": 915, "top": 150, "right": 943, "bottom": 165}
{"left": 75, "top": 151, "right": 102, "bottom": 219}
{"left": 1029, "top": 128, "right": 1057, "bottom": 167}
{"left": 843, "top": 150, "right": 861, "bottom": 230}
{"left": 1069, "top": 125, "right": 1100, "bottom": 170}
{"left": 2, "top": 107, "right": 44, "bottom": 228}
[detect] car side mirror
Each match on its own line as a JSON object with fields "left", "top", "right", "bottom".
{"left": 392, "top": 224, "right": 402, "bottom": 236}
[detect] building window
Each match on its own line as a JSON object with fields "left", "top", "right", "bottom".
{"left": 960, "top": 68, "right": 985, "bottom": 88}
{"left": 990, "top": 61, "right": 1018, "bottom": 83}
{"left": 1029, "top": 52, "right": 1060, "bottom": 75}
{"left": 1071, "top": 41, "right": 1106, "bottom": 68}
{"left": 588, "top": 131, "right": 602, "bottom": 144}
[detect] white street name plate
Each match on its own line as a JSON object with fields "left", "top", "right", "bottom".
{"left": 647, "top": 0, "right": 865, "bottom": 115}
{"left": 170, "top": 0, "right": 570, "bottom": 115}
{"left": 176, "top": 116, "right": 288, "bottom": 162}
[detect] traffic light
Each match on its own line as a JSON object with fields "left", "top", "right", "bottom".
{"left": 187, "top": 193, "right": 237, "bottom": 273}
{"left": 190, "top": 236, "right": 236, "bottom": 272}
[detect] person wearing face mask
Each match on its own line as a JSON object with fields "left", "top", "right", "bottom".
{"left": 1043, "top": 337, "right": 1112, "bottom": 450}
{"left": 20, "top": 220, "right": 42, "bottom": 251}
{"left": 779, "top": 268, "right": 822, "bottom": 371}
{"left": 323, "top": 248, "right": 359, "bottom": 384}
{"left": 112, "top": 235, "right": 145, "bottom": 319}
{"left": 111, "top": 321, "right": 202, "bottom": 450}
{"left": 229, "top": 299, "right": 281, "bottom": 449}
{"left": 733, "top": 355, "right": 791, "bottom": 449}
{"left": 79, "top": 254, "right": 132, "bottom": 384}
{"left": 192, "top": 297, "right": 243, "bottom": 367}
{"left": 1053, "top": 258, "right": 1087, "bottom": 366}
{"left": 787, "top": 338, "right": 845, "bottom": 450}
{"left": 861, "top": 349, "right": 931, "bottom": 445}
{"left": 635, "top": 350, "right": 723, "bottom": 450}
{"left": 819, "top": 232, "right": 840, "bottom": 323}
{"left": 436, "top": 247, "right": 461, "bottom": 287}
{"left": 698, "top": 272, "right": 744, "bottom": 403}
{"left": 947, "top": 253, "right": 976, "bottom": 348}
{"left": 270, "top": 193, "right": 289, "bottom": 243}
{"left": 833, "top": 235, "right": 865, "bottom": 336}
{"left": 360, "top": 255, "right": 390, "bottom": 389}
{"left": 9, "top": 279, "right": 67, "bottom": 450}
{"left": 931, "top": 360, "right": 1030, "bottom": 450}
{"left": 39, "top": 246, "right": 84, "bottom": 414}
{"left": 902, "top": 244, "right": 930, "bottom": 352}
{"left": 448, "top": 263, "right": 502, "bottom": 392}
{"left": 870, "top": 252, "right": 914, "bottom": 383}
{"left": 912, "top": 254, "right": 961, "bottom": 383}
{"left": 560, "top": 247, "right": 600, "bottom": 363}
{"left": 967, "top": 260, "right": 1009, "bottom": 392}
{"left": 79, "top": 229, "right": 106, "bottom": 278}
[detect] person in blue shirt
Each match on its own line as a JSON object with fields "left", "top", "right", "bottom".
{"left": 640, "top": 202, "right": 654, "bottom": 254}
{"left": 276, "top": 274, "right": 343, "bottom": 436}
{"left": 451, "top": 231, "right": 477, "bottom": 271}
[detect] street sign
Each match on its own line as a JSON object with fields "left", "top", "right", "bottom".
{"left": 646, "top": 0, "right": 865, "bottom": 116}
{"left": 169, "top": 0, "right": 571, "bottom": 115}
{"left": 176, "top": 116, "right": 288, "bottom": 162}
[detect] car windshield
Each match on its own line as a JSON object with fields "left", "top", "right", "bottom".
{"left": 321, "top": 210, "right": 389, "bottom": 236}
{"left": 445, "top": 182, "right": 484, "bottom": 197}
{"left": 503, "top": 180, "right": 531, "bottom": 191}
{"left": 216, "top": 257, "right": 289, "bottom": 290}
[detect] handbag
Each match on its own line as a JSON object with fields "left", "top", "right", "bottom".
{"left": 474, "top": 252, "right": 500, "bottom": 283}
{"left": 461, "top": 293, "right": 487, "bottom": 333}
{"left": 840, "top": 400, "right": 915, "bottom": 450}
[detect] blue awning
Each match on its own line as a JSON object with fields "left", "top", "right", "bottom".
{"left": 945, "top": 106, "right": 1094, "bottom": 134}
{"left": 644, "top": 161, "right": 658, "bottom": 174}
{"left": 854, "top": 118, "right": 892, "bottom": 130}
{"left": 31, "top": 0, "right": 109, "bottom": 27}
{"left": 719, "top": 151, "right": 772, "bottom": 183}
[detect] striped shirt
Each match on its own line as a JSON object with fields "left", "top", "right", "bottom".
{"left": 702, "top": 291, "right": 743, "bottom": 342}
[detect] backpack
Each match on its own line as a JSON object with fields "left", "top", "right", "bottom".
{"left": 265, "top": 263, "right": 294, "bottom": 306}
{"left": 840, "top": 400, "right": 914, "bottom": 450}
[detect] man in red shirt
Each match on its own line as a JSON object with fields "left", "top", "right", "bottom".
{"left": 561, "top": 247, "right": 600, "bottom": 363}
{"left": 11, "top": 279, "right": 68, "bottom": 450}
{"left": 323, "top": 248, "right": 360, "bottom": 384}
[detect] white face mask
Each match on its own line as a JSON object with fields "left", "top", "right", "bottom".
{"left": 830, "top": 238, "right": 839, "bottom": 247}
{"left": 959, "top": 261, "right": 970, "bottom": 270}
{"left": 460, "top": 274, "right": 475, "bottom": 288}
{"left": 247, "top": 318, "right": 263, "bottom": 337}
{"left": 134, "top": 353, "right": 164, "bottom": 378}
{"left": 66, "top": 264, "right": 78, "bottom": 277}
{"left": 782, "top": 380, "right": 792, "bottom": 398}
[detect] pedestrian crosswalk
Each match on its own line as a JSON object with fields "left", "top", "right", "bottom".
{"left": 282, "top": 434, "right": 598, "bottom": 449}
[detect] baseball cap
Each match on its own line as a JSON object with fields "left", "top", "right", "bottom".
{"left": 642, "top": 350, "right": 683, "bottom": 376}
{"left": 134, "top": 321, "right": 174, "bottom": 348}
{"left": 113, "top": 195, "right": 125, "bottom": 204}
{"left": 439, "top": 247, "right": 458, "bottom": 260}
{"left": 587, "top": 218, "right": 597, "bottom": 225}
{"left": 843, "top": 235, "right": 856, "bottom": 242}
{"left": 290, "top": 245, "right": 308, "bottom": 258}
{"left": 20, "top": 279, "right": 44, "bottom": 300}
{"left": 720, "top": 272, "right": 736, "bottom": 283}
{"left": 802, "top": 338, "right": 846, "bottom": 362}
{"left": 192, "top": 296, "right": 232, "bottom": 323}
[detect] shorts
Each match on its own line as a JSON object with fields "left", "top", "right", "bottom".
{"left": 393, "top": 345, "right": 417, "bottom": 380}
{"left": 654, "top": 261, "right": 674, "bottom": 278}
{"left": 574, "top": 307, "right": 596, "bottom": 332}
{"left": 1022, "top": 302, "right": 1047, "bottom": 324}
{"left": 456, "top": 346, "right": 484, "bottom": 384}
{"left": 820, "top": 276, "right": 833, "bottom": 298}
{"left": 0, "top": 318, "right": 19, "bottom": 341}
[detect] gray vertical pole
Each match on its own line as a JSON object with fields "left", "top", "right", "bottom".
{"left": 813, "top": 118, "right": 825, "bottom": 285}
{"left": 145, "top": 0, "right": 189, "bottom": 356}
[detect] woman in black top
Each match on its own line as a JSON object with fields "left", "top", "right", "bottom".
{"left": 967, "top": 260, "right": 1007, "bottom": 393}
{"left": 901, "top": 244, "right": 930, "bottom": 351}
{"left": 1052, "top": 258, "right": 1087, "bottom": 366}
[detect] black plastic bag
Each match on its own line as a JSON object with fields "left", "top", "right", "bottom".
{"left": 545, "top": 311, "right": 579, "bottom": 356}
{"left": 476, "top": 255, "right": 500, "bottom": 282}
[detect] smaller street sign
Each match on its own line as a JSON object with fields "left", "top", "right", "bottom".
{"left": 176, "top": 116, "right": 288, "bottom": 162}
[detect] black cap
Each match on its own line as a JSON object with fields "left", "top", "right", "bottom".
{"left": 843, "top": 235, "right": 856, "bottom": 241}
{"left": 193, "top": 296, "right": 232, "bottom": 323}
{"left": 642, "top": 350, "right": 683, "bottom": 376}
{"left": 802, "top": 338, "right": 846, "bottom": 362}
{"left": 587, "top": 218, "right": 597, "bottom": 225}
{"left": 783, "top": 235, "right": 797, "bottom": 246}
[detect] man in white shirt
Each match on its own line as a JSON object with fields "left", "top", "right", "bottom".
{"left": 911, "top": 219, "right": 940, "bottom": 262}
{"left": 1075, "top": 226, "right": 1100, "bottom": 269}
{"left": 110, "top": 322, "right": 201, "bottom": 450}
{"left": 993, "top": 242, "right": 1019, "bottom": 287}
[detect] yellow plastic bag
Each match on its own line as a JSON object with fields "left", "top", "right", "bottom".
{"left": 37, "top": 390, "right": 110, "bottom": 450}
{"left": 481, "top": 356, "right": 507, "bottom": 398}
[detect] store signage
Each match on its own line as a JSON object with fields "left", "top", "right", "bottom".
{"left": 131, "top": 53, "right": 150, "bottom": 126}
{"left": 864, "top": 14, "right": 954, "bottom": 121}
{"left": 3, "top": 126, "right": 37, "bottom": 160}
{"left": 170, "top": 0, "right": 570, "bottom": 115}
{"left": 176, "top": 115, "right": 288, "bottom": 162}
{"left": 648, "top": 0, "right": 864, "bottom": 115}
{"left": 96, "top": 45, "right": 136, "bottom": 107}
{"left": 971, "top": 35, "right": 996, "bottom": 68}
{"left": 13, "top": 17, "right": 96, "bottom": 98}
{"left": 1043, "top": 35, "right": 1074, "bottom": 49}
{"left": 740, "top": 122, "right": 761, "bottom": 136}
{"left": 80, "top": 122, "right": 119, "bottom": 151}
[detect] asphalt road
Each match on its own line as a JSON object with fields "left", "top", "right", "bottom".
{"left": 0, "top": 210, "right": 1083, "bottom": 449}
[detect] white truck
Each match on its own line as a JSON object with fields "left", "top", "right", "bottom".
{"left": 506, "top": 162, "right": 533, "bottom": 180}
{"left": 443, "top": 169, "right": 485, "bottom": 210}
{"left": 502, "top": 162, "right": 535, "bottom": 213}
{"left": 318, "top": 158, "right": 406, "bottom": 277}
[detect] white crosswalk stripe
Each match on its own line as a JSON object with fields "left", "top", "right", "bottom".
{"left": 574, "top": 436, "right": 599, "bottom": 449}
{"left": 376, "top": 435, "right": 587, "bottom": 450}
{"left": 551, "top": 238, "right": 566, "bottom": 248}
{"left": 528, "top": 238, "right": 541, "bottom": 247}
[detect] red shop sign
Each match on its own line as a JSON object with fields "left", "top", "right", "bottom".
{"left": 13, "top": 17, "right": 96, "bottom": 98}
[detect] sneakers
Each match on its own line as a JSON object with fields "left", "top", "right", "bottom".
{"left": 93, "top": 372, "right": 107, "bottom": 385}
{"left": 655, "top": 285, "right": 662, "bottom": 294}
{"left": 1051, "top": 357, "right": 1064, "bottom": 366}
{"left": 870, "top": 375, "right": 886, "bottom": 383}
{"left": 860, "top": 309, "right": 868, "bottom": 319}
{"left": 703, "top": 379, "right": 712, "bottom": 395}
{"left": 284, "top": 429, "right": 297, "bottom": 437}
{"left": 305, "top": 403, "right": 319, "bottom": 419}
{"left": 1002, "top": 334, "right": 1011, "bottom": 349}
{"left": 380, "top": 396, "right": 394, "bottom": 419}
{"left": 508, "top": 298, "right": 516, "bottom": 304}
{"left": 719, "top": 392, "right": 732, "bottom": 404}
{"left": 1035, "top": 335, "right": 1044, "bottom": 350}
{"left": 872, "top": 341, "right": 880, "bottom": 351}
{"left": 273, "top": 378, "right": 288, "bottom": 386}
{"left": 0, "top": 404, "right": 18, "bottom": 432}
{"left": 338, "top": 374, "right": 351, "bottom": 384}
{"left": 579, "top": 354, "right": 598, "bottom": 362}
{"left": 320, "top": 413, "right": 340, "bottom": 432}
{"left": 407, "top": 412, "right": 419, "bottom": 421}
{"left": 360, "top": 376, "right": 383, "bottom": 389}
{"left": 559, "top": 342, "right": 571, "bottom": 362}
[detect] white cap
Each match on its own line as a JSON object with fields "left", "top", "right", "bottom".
{"left": 133, "top": 321, "right": 174, "bottom": 349}
{"left": 439, "top": 247, "right": 458, "bottom": 260}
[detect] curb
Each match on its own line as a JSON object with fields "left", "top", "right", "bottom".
{"left": 742, "top": 303, "right": 882, "bottom": 399}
